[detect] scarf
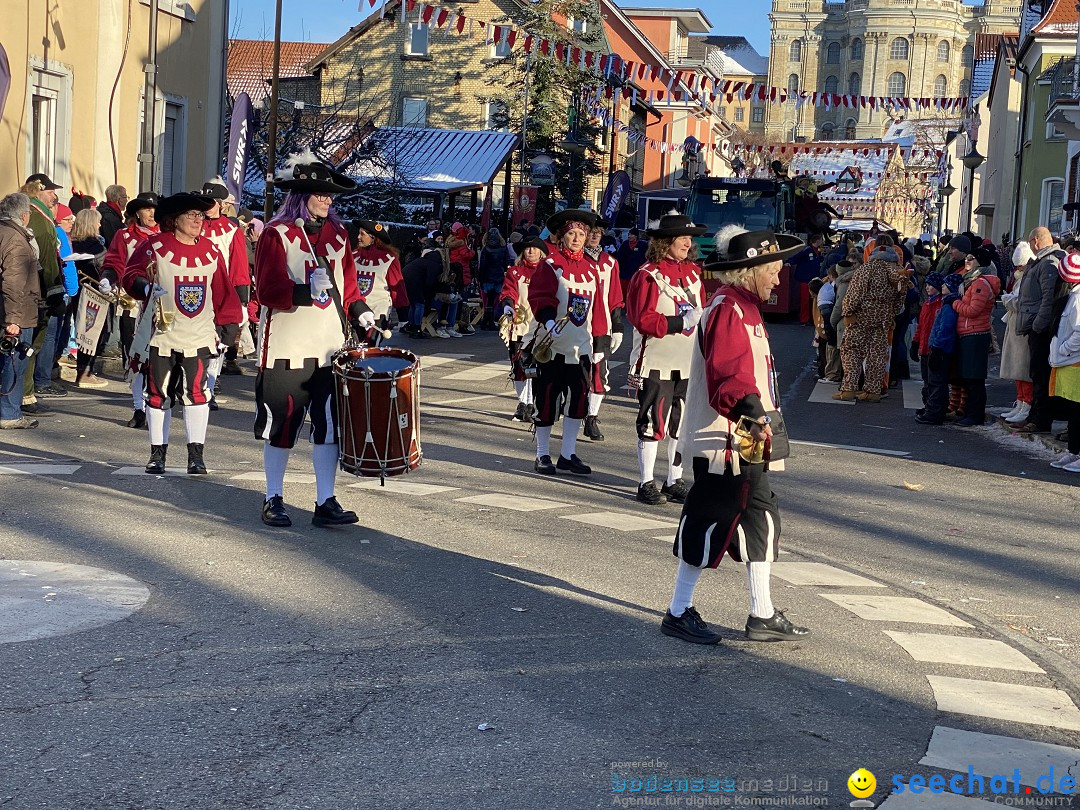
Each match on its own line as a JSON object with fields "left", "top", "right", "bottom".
{"left": 558, "top": 245, "right": 585, "bottom": 262}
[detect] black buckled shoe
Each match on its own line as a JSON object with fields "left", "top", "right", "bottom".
{"left": 556, "top": 454, "right": 591, "bottom": 475}
{"left": 186, "top": 443, "right": 207, "bottom": 475}
{"left": 636, "top": 481, "right": 667, "bottom": 505}
{"left": 524, "top": 404, "right": 538, "bottom": 424}
{"left": 312, "top": 496, "right": 359, "bottom": 527}
{"left": 661, "top": 606, "right": 723, "bottom": 645}
{"left": 583, "top": 415, "right": 605, "bottom": 441}
{"left": 512, "top": 402, "right": 527, "bottom": 422}
{"left": 127, "top": 409, "right": 147, "bottom": 429}
{"left": 145, "top": 444, "right": 167, "bottom": 475}
{"left": 221, "top": 359, "right": 245, "bottom": 376}
{"left": 208, "top": 396, "right": 219, "bottom": 412}
{"left": 661, "top": 479, "right": 690, "bottom": 503}
{"left": 534, "top": 454, "right": 556, "bottom": 475}
{"left": 745, "top": 610, "right": 811, "bottom": 642}
{"left": 262, "top": 495, "right": 292, "bottom": 527}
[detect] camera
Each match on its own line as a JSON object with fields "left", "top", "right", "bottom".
{"left": 0, "top": 334, "right": 35, "bottom": 358}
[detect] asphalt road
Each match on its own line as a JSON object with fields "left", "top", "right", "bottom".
{"left": 0, "top": 319, "right": 1077, "bottom": 810}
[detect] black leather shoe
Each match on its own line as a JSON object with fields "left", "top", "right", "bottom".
{"left": 186, "top": 443, "right": 207, "bottom": 474}
{"left": 556, "top": 454, "right": 591, "bottom": 475}
{"left": 661, "top": 606, "right": 722, "bottom": 645}
{"left": 145, "top": 444, "right": 167, "bottom": 475}
{"left": 583, "top": 415, "right": 605, "bottom": 441}
{"left": 312, "top": 496, "right": 359, "bottom": 527}
{"left": 208, "top": 396, "right": 219, "bottom": 411}
{"left": 745, "top": 611, "right": 811, "bottom": 642}
{"left": 221, "top": 360, "right": 244, "bottom": 376}
{"left": 534, "top": 454, "right": 556, "bottom": 475}
{"left": 262, "top": 495, "right": 292, "bottom": 527}
{"left": 662, "top": 479, "right": 690, "bottom": 503}
{"left": 512, "top": 402, "right": 527, "bottom": 422}
{"left": 914, "top": 413, "right": 943, "bottom": 425}
{"left": 636, "top": 481, "right": 666, "bottom": 505}
{"left": 127, "top": 409, "right": 147, "bottom": 429}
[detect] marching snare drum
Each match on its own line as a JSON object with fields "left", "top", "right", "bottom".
{"left": 332, "top": 346, "right": 422, "bottom": 478}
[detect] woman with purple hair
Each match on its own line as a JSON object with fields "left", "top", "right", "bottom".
{"left": 252, "top": 152, "right": 375, "bottom": 529}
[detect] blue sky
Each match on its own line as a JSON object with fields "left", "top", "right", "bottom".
{"left": 229, "top": 0, "right": 775, "bottom": 55}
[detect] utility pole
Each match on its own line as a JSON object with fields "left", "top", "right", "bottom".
{"left": 138, "top": 0, "right": 160, "bottom": 192}
{"left": 263, "top": 0, "right": 283, "bottom": 220}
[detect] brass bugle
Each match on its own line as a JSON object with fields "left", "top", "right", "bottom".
{"left": 77, "top": 270, "right": 137, "bottom": 310}
{"left": 531, "top": 313, "right": 571, "bottom": 364}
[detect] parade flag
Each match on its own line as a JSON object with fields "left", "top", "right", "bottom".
{"left": 74, "top": 285, "right": 113, "bottom": 354}
{"left": 600, "top": 170, "right": 631, "bottom": 225}
{"left": 225, "top": 92, "right": 255, "bottom": 206}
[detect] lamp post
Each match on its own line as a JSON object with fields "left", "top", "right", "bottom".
{"left": 940, "top": 177, "right": 956, "bottom": 237}
{"left": 961, "top": 143, "right": 985, "bottom": 233}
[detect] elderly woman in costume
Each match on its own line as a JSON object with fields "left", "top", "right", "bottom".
{"left": 661, "top": 226, "right": 811, "bottom": 645}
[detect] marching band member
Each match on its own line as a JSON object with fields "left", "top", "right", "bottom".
{"left": 527, "top": 209, "right": 604, "bottom": 476}
{"left": 102, "top": 191, "right": 159, "bottom": 428}
{"left": 198, "top": 177, "right": 250, "bottom": 391}
{"left": 625, "top": 214, "right": 706, "bottom": 506}
{"left": 662, "top": 227, "right": 810, "bottom": 645}
{"left": 253, "top": 152, "right": 375, "bottom": 528}
{"left": 499, "top": 237, "right": 547, "bottom": 422}
{"left": 122, "top": 193, "right": 243, "bottom": 475}
{"left": 352, "top": 219, "right": 408, "bottom": 333}
{"left": 582, "top": 220, "right": 625, "bottom": 441}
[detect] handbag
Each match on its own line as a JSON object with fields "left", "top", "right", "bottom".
{"left": 766, "top": 409, "right": 790, "bottom": 461}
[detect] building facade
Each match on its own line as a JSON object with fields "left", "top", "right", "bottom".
{"left": 3, "top": 0, "right": 228, "bottom": 198}
{"left": 765, "top": 0, "right": 1021, "bottom": 142}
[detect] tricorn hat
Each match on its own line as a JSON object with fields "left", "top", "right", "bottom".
{"left": 200, "top": 176, "right": 235, "bottom": 203}
{"left": 156, "top": 192, "right": 215, "bottom": 223}
{"left": 702, "top": 229, "right": 804, "bottom": 271}
{"left": 546, "top": 208, "right": 600, "bottom": 234}
{"left": 646, "top": 214, "right": 707, "bottom": 239}
{"left": 125, "top": 191, "right": 160, "bottom": 219}
{"left": 25, "top": 173, "right": 62, "bottom": 191}
{"left": 356, "top": 219, "right": 391, "bottom": 242}
{"left": 518, "top": 237, "right": 549, "bottom": 256}
{"left": 275, "top": 150, "right": 357, "bottom": 194}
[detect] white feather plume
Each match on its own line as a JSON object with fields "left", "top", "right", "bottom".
{"left": 205, "top": 174, "right": 227, "bottom": 187}
{"left": 666, "top": 208, "right": 680, "bottom": 216}
{"left": 645, "top": 218, "right": 661, "bottom": 231}
{"left": 714, "top": 224, "right": 748, "bottom": 257}
{"left": 276, "top": 149, "right": 320, "bottom": 181}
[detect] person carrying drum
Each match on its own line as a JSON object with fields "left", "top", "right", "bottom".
{"left": 352, "top": 219, "right": 408, "bottom": 334}
{"left": 252, "top": 151, "right": 376, "bottom": 528}
{"left": 527, "top": 209, "right": 604, "bottom": 476}
{"left": 582, "top": 219, "right": 625, "bottom": 442}
{"left": 102, "top": 191, "right": 159, "bottom": 429}
{"left": 121, "top": 192, "right": 243, "bottom": 475}
{"left": 499, "top": 237, "right": 547, "bottom": 422}
{"left": 625, "top": 214, "right": 706, "bottom": 506}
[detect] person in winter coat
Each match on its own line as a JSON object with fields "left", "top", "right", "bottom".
{"left": 912, "top": 271, "right": 946, "bottom": 412}
{"left": 477, "top": 229, "right": 513, "bottom": 329}
{"left": 615, "top": 228, "right": 649, "bottom": 282}
{"left": 1014, "top": 227, "right": 1067, "bottom": 434}
{"left": 1048, "top": 252, "right": 1080, "bottom": 471}
{"left": 401, "top": 247, "right": 448, "bottom": 338}
{"left": 69, "top": 208, "right": 111, "bottom": 389}
{"left": 0, "top": 193, "right": 43, "bottom": 429}
{"left": 445, "top": 223, "right": 475, "bottom": 286}
{"left": 950, "top": 248, "right": 1002, "bottom": 425}
{"left": 827, "top": 258, "right": 857, "bottom": 382}
{"left": 98, "top": 185, "right": 127, "bottom": 249}
{"left": 915, "top": 273, "right": 963, "bottom": 425}
{"left": 999, "top": 241, "right": 1036, "bottom": 426}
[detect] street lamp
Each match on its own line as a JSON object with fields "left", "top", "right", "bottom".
{"left": 961, "top": 144, "right": 985, "bottom": 232}
{"left": 939, "top": 178, "right": 956, "bottom": 237}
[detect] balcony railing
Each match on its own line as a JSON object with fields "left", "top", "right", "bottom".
{"left": 1050, "top": 57, "right": 1080, "bottom": 107}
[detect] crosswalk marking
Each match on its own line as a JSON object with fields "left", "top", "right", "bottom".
{"left": 926, "top": 675, "right": 1080, "bottom": 730}
{"left": 920, "top": 726, "right": 1080, "bottom": 789}
{"left": 113, "top": 467, "right": 201, "bottom": 477}
{"left": 820, "top": 594, "right": 972, "bottom": 626}
{"left": 808, "top": 380, "right": 854, "bottom": 405}
{"left": 0, "top": 464, "right": 82, "bottom": 475}
{"left": 419, "top": 353, "right": 473, "bottom": 369}
{"left": 455, "top": 493, "right": 569, "bottom": 512}
{"left": 772, "top": 562, "right": 885, "bottom": 587}
{"left": 562, "top": 511, "right": 679, "bottom": 532}
{"left": 346, "top": 479, "right": 459, "bottom": 496}
{"left": 231, "top": 472, "right": 316, "bottom": 484}
{"left": 883, "top": 631, "right": 1043, "bottom": 673}
{"left": 790, "top": 440, "right": 911, "bottom": 458}
{"left": 441, "top": 361, "right": 511, "bottom": 381}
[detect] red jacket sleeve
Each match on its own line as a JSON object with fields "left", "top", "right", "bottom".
{"left": 122, "top": 239, "right": 155, "bottom": 299}
{"left": 625, "top": 270, "right": 668, "bottom": 338}
{"left": 337, "top": 233, "right": 362, "bottom": 310}
{"left": 228, "top": 228, "right": 251, "bottom": 287}
{"left": 952, "top": 277, "right": 994, "bottom": 318}
{"left": 590, "top": 275, "right": 605, "bottom": 338}
{"left": 253, "top": 228, "right": 296, "bottom": 311}
{"left": 386, "top": 256, "right": 408, "bottom": 308}
{"left": 607, "top": 258, "right": 624, "bottom": 311}
{"left": 212, "top": 255, "right": 244, "bottom": 326}
{"left": 101, "top": 229, "right": 130, "bottom": 284}
{"left": 703, "top": 303, "right": 761, "bottom": 420}
{"left": 501, "top": 267, "right": 521, "bottom": 307}
{"left": 528, "top": 262, "right": 559, "bottom": 319}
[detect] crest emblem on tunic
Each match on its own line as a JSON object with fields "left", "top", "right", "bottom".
{"left": 83, "top": 300, "right": 101, "bottom": 332}
{"left": 676, "top": 301, "right": 695, "bottom": 335}
{"left": 356, "top": 272, "right": 375, "bottom": 298}
{"left": 175, "top": 278, "right": 207, "bottom": 316}
{"left": 567, "top": 292, "right": 591, "bottom": 327}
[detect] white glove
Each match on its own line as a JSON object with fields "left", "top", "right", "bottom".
{"left": 502, "top": 305, "right": 514, "bottom": 318}
{"left": 310, "top": 267, "right": 333, "bottom": 295}
{"left": 610, "top": 331, "right": 623, "bottom": 354}
{"left": 682, "top": 306, "right": 704, "bottom": 331}
{"left": 356, "top": 311, "right": 376, "bottom": 330}
{"left": 593, "top": 352, "right": 605, "bottom": 363}
{"left": 151, "top": 284, "right": 168, "bottom": 298}
{"left": 544, "top": 319, "right": 556, "bottom": 333}
{"left": 99, "top": 278, "right": 112, "bottom": 295}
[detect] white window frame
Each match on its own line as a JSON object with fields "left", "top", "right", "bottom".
{"left": 490, "top": 33, "right": 512, "bottom": 59}
{"left": 734, "top": 106, "right": 745, "bottom": 123}
{"left": 824, "top": 75, "right": 839, "bottom": 96}
{"left": 403, "top": 97, "right": 427, "bottom": 127}
{"left": 406, "top": 22, "right": 430, "bottom": 57}
{"left": 826, "top": 42, "right": 841, "bottom": 64}
{"left": 937, "top": 41, "right": 950, "bottom": 62}
{"left": 1041, "top": 177, "right": 1066, "bottom": 234}
{"left": 26, "top": 58, "right": 73, "bottom": 189}
{"left": 485, "top": 99, "right": 509, "bottom": 131}
{"left": 570, "top": 17, "right": 587, "bottom": 36}
{"left": 888, "top": 72, "right": 907, "bottom": 97}
{"left": 139, "top": 0, "right": 195, "bottom": 22}
{"left": 889, "top": 38, "right": 909, "bottom": 61}
{"left": 934, "top": 75, "right": 948, "bottom": 97}
{"left": 848, "top": 72, "right": 861, "bottom": 97}
{"left": 751, "top": 106, "right": 764, "bottom": 124}
{"left": 850, "top": 38, "right": 863, "bottom": 60}
{"left": 789, "top": 40, "right": 802, "bottom": 63}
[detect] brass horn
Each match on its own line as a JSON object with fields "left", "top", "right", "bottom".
{"left": 530, "top": 314, "right": 570, "bottom": 365}
{"left": 498, "top": 303, "right": 530, "bottom": 346}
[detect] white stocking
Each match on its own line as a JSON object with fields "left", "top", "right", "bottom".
{"left": 561, "top": 418, "right": 581, "bottom": 458}
{"left": 312, "top": 443, "right": 339, "bottom": 506}
{"left": 131, "top": 371, "right": 145, "bottom": 411}
{"left": 666, "top": 437, "right": 683, "bottom": 486}
{"left": 747, "top": 561, "right": 774, "bottom": 619}
{"left": 587, "top": 392, "right": 603, "bottom": 417}
{"left": 183, "top": 404, "right": 209, "bottom": 444}
{"left": 637, "top": 439, "right": 659, "bottom": 485}
{"left": 147, "top": 408, "right": 170, "bottom": 446}
{"left": 535, "top": 425, "right": 552, "bottom": 459}
{"left": 669, "top": 560, "right": 704, "bottom": 617}
{"left": 263, "top": 443, "right": 289, "bottom": 500}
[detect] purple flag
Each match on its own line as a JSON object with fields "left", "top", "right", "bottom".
{"left": 600, "top": 170, "right": 631, "bottom": 224}
{"left": 225, "top": 92, "right": 255, "bottom": 204}
{"left": 0, "top": 44, "right": 10, "bottom": 121}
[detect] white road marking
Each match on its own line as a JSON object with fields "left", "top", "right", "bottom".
{"left": 902, "top": 379, "right": 924, "bottom": 410}
{"left": 772, "top": 562, "right": 885, "bottom": 588}
{"left": 809, "top": 380, "right": 855, "bottom": 405}
{"left": 231, "top": 472, "right": 316, "bottom": 484}
{"left": 927, "top": 676, "right": 1080, "bottom": 730}
{"left": 562, "top": 511, "right": 680, "bottom": 532}
{"left": 0, "top": 464, "right": 81, "bottom": 475}
{"left": 346, "top": 480, "right": 459, "bottom": 495}
{"left": 455, "top": 493, "right": 569, "bottom": 512}
{"left": 441, "top": 361, "right": 510, "bottom": 381}
{"left": 112, "top": 467, "right": 204, "bottom": 477}
{"left": 427, "top": 393, "right": 518, "bottom": 407}
{"left": 920, "top": 726, "right": 1080, "bottom": 788}
{"left": 820, "top": 594, "right": 972, "bottom": 626}
{"left": 418, "top": 353, "right": 473, "bottom": 369}
{"left": 791, "top": 440, "right": 911, "bottom": 458}
{"left": 877, "top": 791, "right": 999, "bottom": 809}
{"left": 884, "top": 631, "right": 1044, "bottom": 673}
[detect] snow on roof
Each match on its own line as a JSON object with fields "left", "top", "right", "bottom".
{"left": 701, "top": 36, "right": 769, "bottom": 77}
{"left": 788, "top": 143, "right": 897, "bottom": 202}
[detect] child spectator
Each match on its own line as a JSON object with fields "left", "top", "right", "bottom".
{"left": 915, "top": 272, "right": 962, "bottom": 425}
{"left": 912, "top": 272, "right": 945, "bottom": 413}
{"left": 809, "top": 277, "right": 828, "bottom": 379}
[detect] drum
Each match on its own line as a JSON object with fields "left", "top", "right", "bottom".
{"left": 332, "top": 346, "right": 422, "bottom": 478}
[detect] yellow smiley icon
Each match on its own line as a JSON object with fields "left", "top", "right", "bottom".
{"left": 848, "top": 768, "right": 877, "bottom": 799}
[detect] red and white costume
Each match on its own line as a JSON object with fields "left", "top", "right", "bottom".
{"left": 499, "top": 258, "right": 540, "bottom": 411}
{"left": 201, "top": 216, "right": 250, "bottom": 289}
{"left": 353, "top": 244, "right": 407, "bottom": 326}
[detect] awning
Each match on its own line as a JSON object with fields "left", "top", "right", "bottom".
{"left": 351, "top": 127, "right": 519, "bottom": 195}
{"left": 974, "top": 203, "right": 996, "bottom": 216}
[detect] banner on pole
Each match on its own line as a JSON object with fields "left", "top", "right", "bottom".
{"left": 226, "top": 92, "right": 255, "bottom": 205}
{"left": 74, "top": 286, "right": 113, "bottom": 354}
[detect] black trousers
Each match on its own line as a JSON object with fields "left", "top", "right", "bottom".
{"left": 924, "top": 349, "right": 952, "bottom": 422}
{"left": 1027, "top": 330, "right": 1055, "bottom": 429}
